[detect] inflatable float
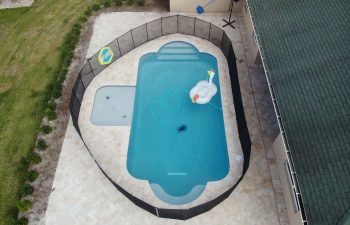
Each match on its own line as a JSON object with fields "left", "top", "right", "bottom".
{"left": 196, "top": 0, "right": 216, "bottom": 14}
{"left": 189, "top": 69, "right": 217, "bottom": 104}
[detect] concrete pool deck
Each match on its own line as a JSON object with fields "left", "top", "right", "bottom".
{"left": 45, "top": 12, "right": 286, "bottom": 224}
{"left": 78, "top": 34, "right": 243, "bottom": 209}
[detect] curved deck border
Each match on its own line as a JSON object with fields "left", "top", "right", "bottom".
{"left": 69, "top": 15, "right": 251, "bottom": 220}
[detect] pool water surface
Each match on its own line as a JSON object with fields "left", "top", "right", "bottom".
{"left": 127, "top": 42, "right": 229, "bottom": 205}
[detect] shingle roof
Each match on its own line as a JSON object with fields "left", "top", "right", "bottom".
{"left": 246, "top": 0, "right": 350, "bottom": 224}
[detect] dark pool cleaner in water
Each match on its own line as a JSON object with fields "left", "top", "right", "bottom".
{"left": 177, "top": 125, "right": 187, "bottom": 133}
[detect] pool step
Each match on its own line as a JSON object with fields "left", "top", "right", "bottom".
{"left": 157, "top": 41, "right": 202, "bottom": 61}
{"left": 157, "top": 53, "right": 199, "bottom": 60}
{"left": 167, "top": 172, "right": 188, "bottom": 176}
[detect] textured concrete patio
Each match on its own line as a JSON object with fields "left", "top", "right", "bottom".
{"left": 45, "top": 12, "right": 285, "bottom": 225}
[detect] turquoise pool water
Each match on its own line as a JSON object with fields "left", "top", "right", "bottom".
{"left": 127, "top": 42, "right": 229, "bottom": 205}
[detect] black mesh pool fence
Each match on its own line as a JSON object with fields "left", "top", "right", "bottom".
{"left": 69, "top": 15, "right": 252, "bottom": 220}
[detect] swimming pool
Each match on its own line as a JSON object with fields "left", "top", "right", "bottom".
{"left": 127, "top": 42, "right": 229, "bottom": 205}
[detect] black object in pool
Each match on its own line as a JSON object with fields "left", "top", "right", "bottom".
{"left": 177, "top": 125, "right": 187, "bottom": 133}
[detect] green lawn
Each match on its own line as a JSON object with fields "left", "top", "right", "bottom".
{"left": 0, "top": 0, "right": 96, "bottom": 224}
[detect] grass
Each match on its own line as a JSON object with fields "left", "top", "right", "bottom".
{"left": 114, "top": 0, "right": 123, "bottom": 7}
{"left": 23, "top": 170, "right": 39, "bottom": 182}
{"left": 103, "top": 0, "right": 112, "bottom": 7}
{"left": 19, "top": 184, "right": 34, "bottom": 197}
{"left": 0, "top": 0, "right": 98, "bottom": 224}
{"left": 36, "top": 139, "right": 48, "bottom": 151}
{"left": 15, "top": 217, "right": 28, "bottom": 225}
{"left": 136, "top": 0, "right": 145, "bottom": 6}
{"left": 16, "top": 200, "right": 31, "bottom": 213}
{"left": 127, "top": 0, "right": 135, "bottom": 6}
{"left": 39, "top": 125, "right": 52, "bottom": 134}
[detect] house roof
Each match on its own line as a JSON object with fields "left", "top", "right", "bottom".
{"left": 246, "top": 0, "right": 350, "bottom": 224}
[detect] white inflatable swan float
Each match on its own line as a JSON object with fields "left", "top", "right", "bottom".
{"left": 189, "top": 69, "right": 217, "bottom": 104}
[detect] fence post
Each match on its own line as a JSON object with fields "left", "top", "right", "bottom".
{"left": 177, "top": 14, "right": 179, "bottom": 33}
{"left": 116, "top": 38, "right": 122, "bottom": 56}
{"left": 146, "top": 23, "right": 149, "bottom": 41}
{"left": 208, "top": 23, "right": 212, "bottom": 41}
{"left": 193, "top": 17, "right": 196, "bottom": 36}
{"left": 87, "top": 58, "right": 95, "bottom": 77}
{"left": 131, "top": 29, "right": 135, "bottom": 48}
{"left": 219, "top": 30, "right": 224, "bottom": 49}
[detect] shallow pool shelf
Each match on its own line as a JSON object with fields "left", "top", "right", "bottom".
{"left": 91, "top": 86, "right": 135, "bottom": 126}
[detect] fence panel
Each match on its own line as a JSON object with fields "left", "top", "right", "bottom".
{"left": 178, "top": 15, "right": 195, "bottom": 36}
{"left": 128, "top": 193, "right": 157, "bottom": 215}
{"left": 71, "top": 73, "right": 80, "bottom": 97}
{"left": 108, "top": 39, "right": 122, "bottom": 61}
{"left": 194, "top": 19, "right": 210, "bottom": 40}
{"left": 209, "top": 187, "right": 233, "bottom": 209}
{"left": 158, "top": 208, "right": 185, "bottom": 220}
{"left": 161, "top": 16, "right": 177, "bottom": 35}
{"left": 185, "top": 203, "right": 209, "bottom": 219}
{"left": 88, "top": 38, "right": 120, "bottom": 75}
{"left": 70, "top": 94, "right": 81, "bottom": 124}
{"left": 118, "top": 31, "right": 135, "bottom": 55}
{"left": 221, "top": 32, "right": 231, "bottom": 59}
{"left": 74, "top": 77, "right": 85, "bottom": 103}
{"left": 89, "top": 51, "right": 106, "bottom": 76}
{"left": 132, "top": 24, "right": 148, "bottom": 48}
{"left": 209, "top": 24, "right": 224, "bottom": 48}
{"left": 80, "top": 60, "right": 92, "bottom": 76}
{"left": 147, "top": 19, "right": 162, "bottom": 40}
{"left": 227, "top": 46, "right": 251, "bottom": 174}
{"left": 81, "top": 60, "right": 95, "bottom": 88}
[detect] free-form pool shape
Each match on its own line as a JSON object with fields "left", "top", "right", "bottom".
{"left": 127, "top": 42, "right": 229, "bottom": 205}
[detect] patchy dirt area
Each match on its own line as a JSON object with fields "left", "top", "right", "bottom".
{"left": 0, "top": 0, "right": 34, "bottom": 9}
{"left": 26, "top": 2, "right": 168, "bottom": 225}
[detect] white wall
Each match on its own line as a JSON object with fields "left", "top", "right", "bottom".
{"left": 242, "top": 0, "right": 261, "bottom": 64}
{"left": 273, "top": 134, "right": 304, "bottom": 225}
{"left": 170, "top": 0, "right": 243, "bottom": 13}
